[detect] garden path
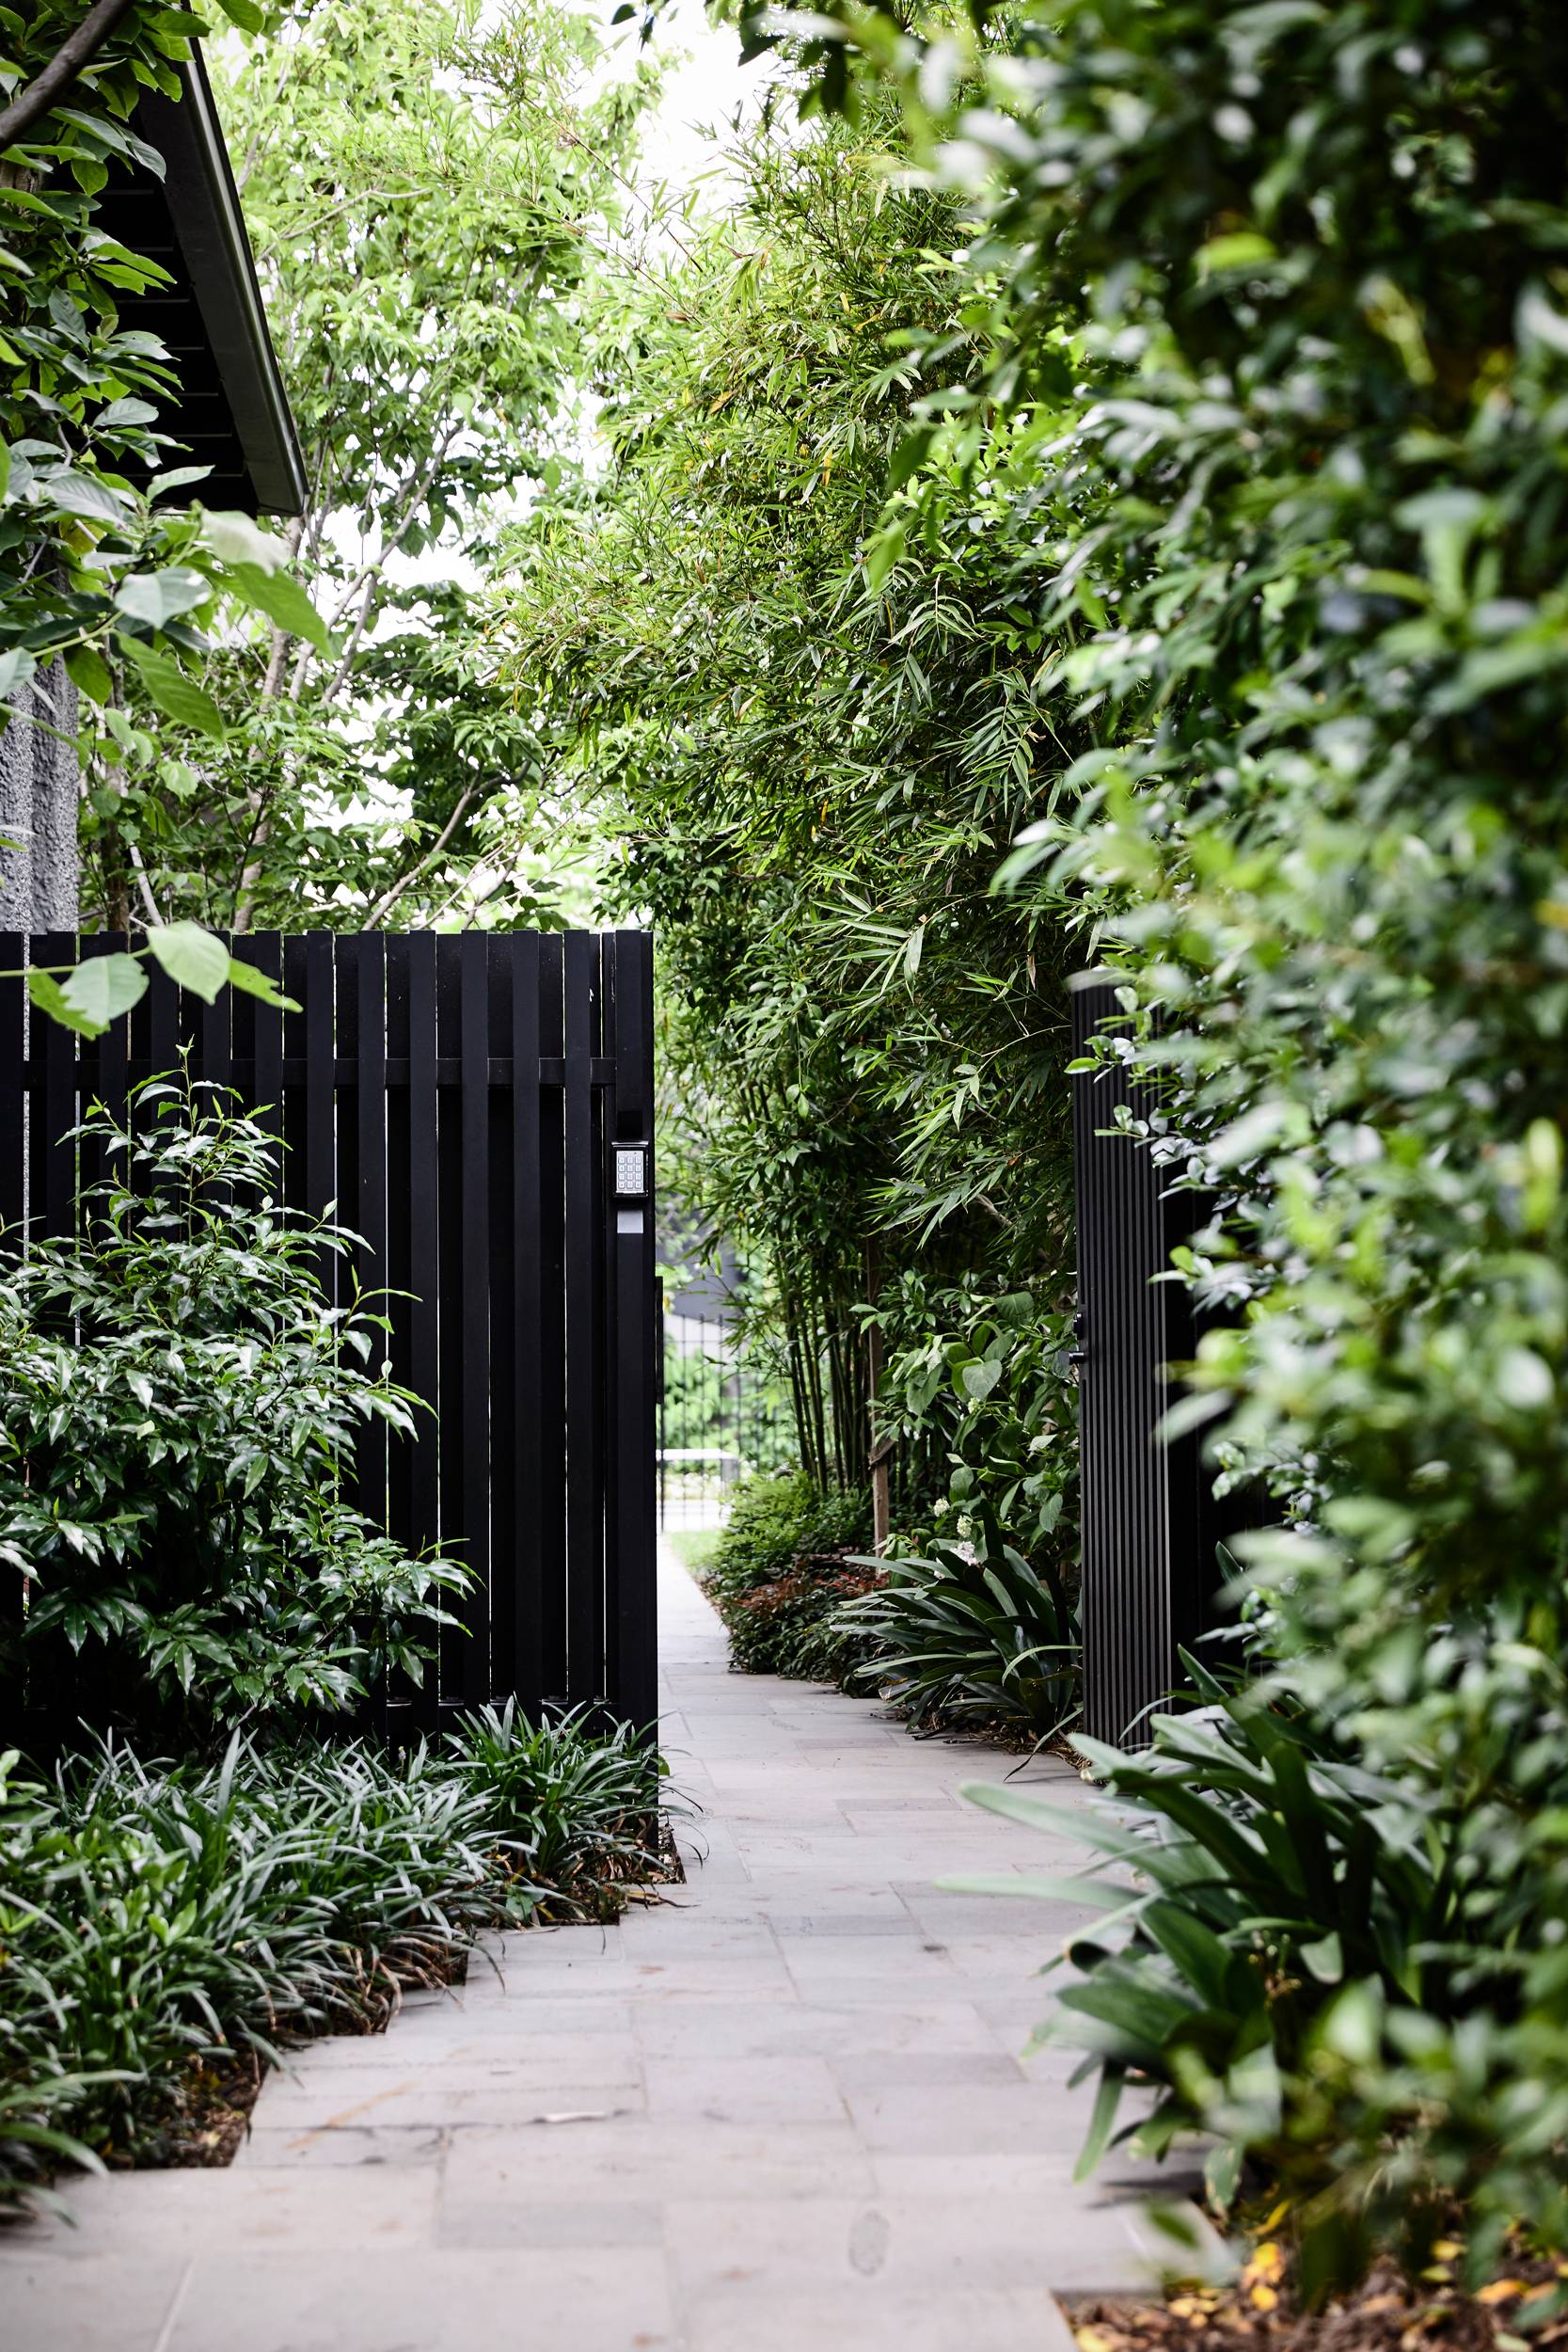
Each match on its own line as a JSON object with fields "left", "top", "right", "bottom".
{"left": 2, "top": 1547, "right": 1213, "bottom": 2352}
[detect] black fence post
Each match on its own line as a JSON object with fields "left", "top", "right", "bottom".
{"left": 1070, "top": 970, "right": 1221, "bottom": 1748}
{"left": 607, "top": 929, "right": 657, "bottom": 1734}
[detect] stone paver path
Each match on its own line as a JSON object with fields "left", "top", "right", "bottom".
{"left": 2, "top": 1548, "right": 1205, "bottom": 2352}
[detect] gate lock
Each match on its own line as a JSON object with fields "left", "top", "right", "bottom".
{"left": 613, "top": 1143, "right": 651, "bottom": 1200}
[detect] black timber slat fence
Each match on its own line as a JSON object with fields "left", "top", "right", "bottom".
{"left": 0, "top": 929, "right": 658, "bottom": 1738}
{"left": 1069, "top": 971, "right": 1227, "bottom": 1750}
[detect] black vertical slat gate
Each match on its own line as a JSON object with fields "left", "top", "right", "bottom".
{"left": 1069, "top": 970, "right": 1223, "bottom": 1749}
{"left": 0, "top": 929, "right": 657, "bottom": 1735}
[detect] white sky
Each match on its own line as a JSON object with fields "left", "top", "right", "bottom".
{"left": 603, "top": 0, "right": 767, "bottom": 203}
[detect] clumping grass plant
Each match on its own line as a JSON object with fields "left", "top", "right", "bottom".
{"left": 956, "top": 1655, "right": 1567, "bottom": 2302}
{"left": 0, "top": 1704, "right": 672, "bottom": 2211}
{"left": 835, "top": 1492, "right": 1077, "bottom": 1743}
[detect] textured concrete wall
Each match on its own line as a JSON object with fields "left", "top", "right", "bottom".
{"left": 0, "top": 660, "right": 80, "bottom": 931}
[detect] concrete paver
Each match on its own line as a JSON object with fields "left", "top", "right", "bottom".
{"left": 0, "top": 1545, "right": 1214, "bottom": 2351}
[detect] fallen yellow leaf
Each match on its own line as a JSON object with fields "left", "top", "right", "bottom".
{"left": 1250, "top": 2286, "right": 1279, "bottom": 2312}
{"left": 1477, "top": 2281, "right": 1525, "bottom": 2306}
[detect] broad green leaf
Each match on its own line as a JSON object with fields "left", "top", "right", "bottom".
{"left": 53, "top": 111, "right": 166, "bottom": 179}
{"left": 1204, "top": 2141, "right": 1243, "bottom": 2214}
{"left": 886, "top": 424, "right": 933, "bottom": 492}
{"left": 119, "top": 640, "right": 228, "bottom": 740}
{"left": 200, "top": 510, "right": 284, "bottom": 573}
{"left": 1316, "top": 1979, "right": 1385, "bottom": 2066}
{"left": 94, "top": 397, "right": 159, "bottom": 430}
{"left": 149, "top": 465, "right": 214, "bottom": 500}
{"left": 1141, "top": 1900, "right": 1241, "bottom": 2010}
{"left": 224, "top": 955, "right": 300, "bottom": 1011}
{"left": 64, "top": 643, "right": 113, "bottom": 705}
{"left": 1073, "top": 2061, "right": 1127, "bottom": 2183}
{"left": 1225, "top": 2042, "right": 1283, "bottom": 2136}
{"left": 145, "top": 923, "right": 230, "bottom": 1002}
{"left": 227, "top": 561, "right": 330, "bottom": 650}
{"left": 939, "top": 1870, "right": 1137, "bottom": 1910}
{"left": 114, "top": 567, "right": 212, "bottom": 629}
{"left": 41, "top": 469, "right": 130, "bottom": 526}
{"left": 0, "top": 646, "right": 37, "bottom": 701}
{"left": 57, "top": 953, "right": 148, "bottom": 1032}
{"left": 27, "top": 968, "right": 97, "bottom": 1035}
{"left": 1300, "top": 1931, "right": 1343, "bottom": 1984}
{"left": 1196, "top": 230, "right": 1277, "bottom": 276}
{"left": 864, "top": 517, "right": 906, "bottom": 597}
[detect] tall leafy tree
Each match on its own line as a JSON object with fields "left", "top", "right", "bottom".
{"left": 82, "top": 0, "right": 654, "bottom": 935}
{"left": 505, "top": 103, "right": 1087, "bottom": 1497}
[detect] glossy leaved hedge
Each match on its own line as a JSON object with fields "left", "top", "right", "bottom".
{"left": 863, "top": 0, "right": 1568, "bottom": 2282}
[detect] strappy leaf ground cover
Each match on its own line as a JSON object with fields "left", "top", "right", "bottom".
{"left": 0, "top": 1706, "right": 667, "bottom": 2210}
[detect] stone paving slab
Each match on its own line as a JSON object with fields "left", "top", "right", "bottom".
{"left": 166, "top": 2247, "right": 679, "bottom": 2352}
{"left": 0, "top": 1544, "right": 1220, "bottom": 2351}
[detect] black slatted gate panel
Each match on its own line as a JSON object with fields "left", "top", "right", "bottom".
{"left": 1069, "top": 971, "right": 1218, "bottom": 1750}
{"left": 0, "top": 930, "right": 658, "bottom": 1734}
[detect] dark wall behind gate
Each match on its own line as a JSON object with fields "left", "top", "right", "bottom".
{"left": 0, "top": 929, "right": 658, "bottom": 1734}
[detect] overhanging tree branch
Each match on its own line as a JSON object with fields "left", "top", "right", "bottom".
{"left": 0, "top": 0, "right": 141, "bottom": 151}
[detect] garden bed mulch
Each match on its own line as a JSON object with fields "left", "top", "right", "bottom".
{"left": 1074, "top": 2244, "right": 1568, "bottom": 2352}
{"left": 150, "top": 2052, "right": 269, "bottom": 2169}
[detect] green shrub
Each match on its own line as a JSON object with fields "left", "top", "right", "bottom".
{"left": 835, "top": 1282, "right": 1081, "bottom": 1737}
{"left": 702, "top": 1473, "right": 877, "bottom": 1681}
{"left": 702, "top": 1472, "right": 816, "bottom": 1607}
{"left": 724, "top": 1557, "right": 882, "bottom": 1681}
{"left": 704, "top": 1472, "right": 871, "bottom": 1606}
{"left": 0, "top": 1706, "right": 669, "bottom": 2205}
{"left": 870, "top": 1278, "right": 1079, "bottom": 1568}
{"left": 797, "top": 1483, "right": 874, "bottom": 1563}
{"left": 0, "top": 1080, "right": 464, "bottom": 1744}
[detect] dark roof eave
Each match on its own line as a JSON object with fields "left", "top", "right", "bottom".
{"left": 135, "top": 50, "right": 307, "bottom": 518}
